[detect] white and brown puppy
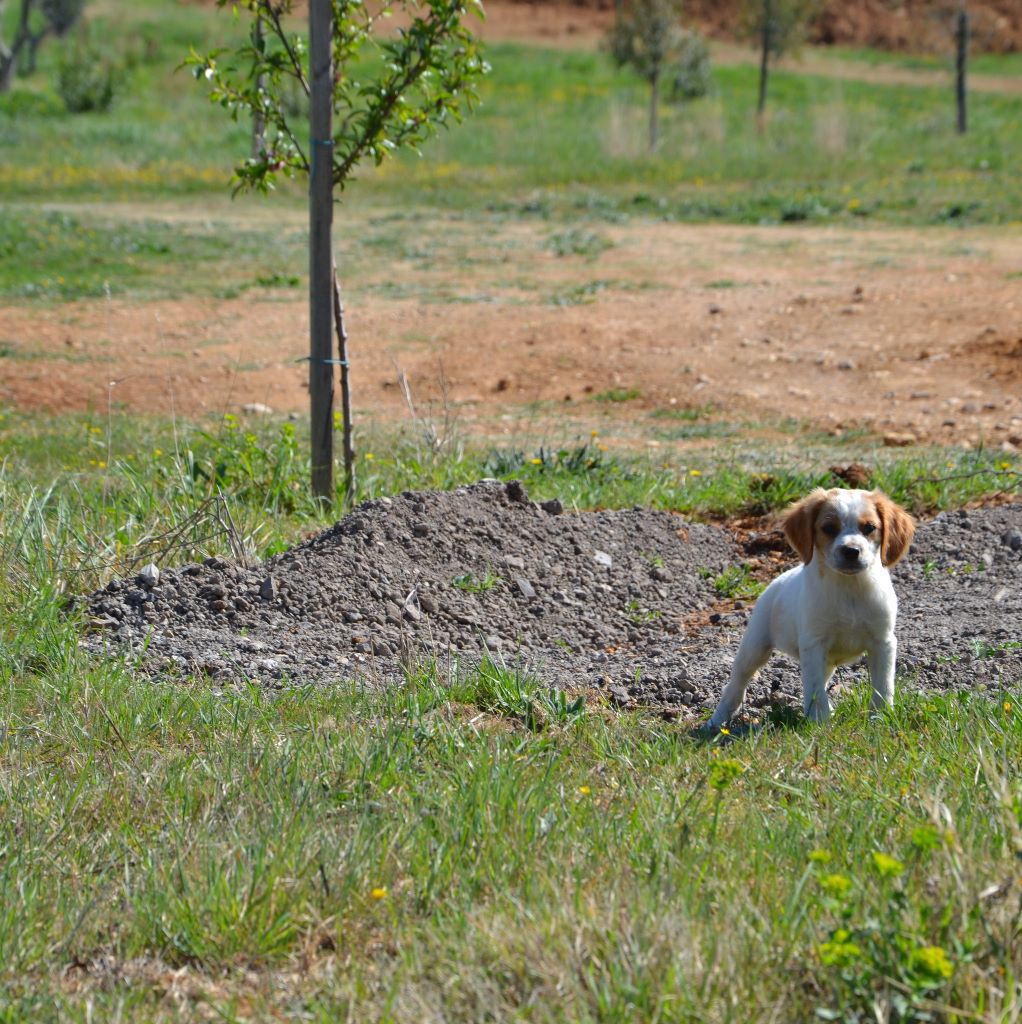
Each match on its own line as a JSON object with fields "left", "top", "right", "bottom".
{"left": 708, "top": 488, "right": 915, "bottom": 728}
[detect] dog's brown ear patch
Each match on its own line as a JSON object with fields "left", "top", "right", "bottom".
{"left": 782, "top": 488, "right": 829, "bottom": 564}
{"left": 874, "top": 492, "right": 915, "bottom": 566}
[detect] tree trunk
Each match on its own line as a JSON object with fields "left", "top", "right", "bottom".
{"left": 756, "top": 0, "right": 772, "bottom": 129}
{"left": 648, "top": 66, "right": 660, "bottom": 154}
{"left": 309, "top": 0, "right": 335, "bottom": 506}
{"left": 23, "top": 27, "right": 47, "bottom": 75}
{"left": 955, "top": 6, "right": 968, "bottom": 134}
{"left": 0, "top": 0, "right": 33, "bottom": 92}
{"left": 0, "top": 50, "right": 15, "bottom": 92}
{"left": 332, "top": 268, "right": 355, "bottom": 506}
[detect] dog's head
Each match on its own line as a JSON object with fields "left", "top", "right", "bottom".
{"left": 782, "top": 488, "right": 915, "bottom": 575}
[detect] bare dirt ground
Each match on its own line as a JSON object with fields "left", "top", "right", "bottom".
{"left": 3, "top": 212, "right": 1021, "bottom": 450}
{"left": 3, "top": 3, "right": 1021, "bottom": 447}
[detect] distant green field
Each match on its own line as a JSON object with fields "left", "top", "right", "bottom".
{"left": 1, "top": 0, "right": 1019, "bottom": 226}
{"left": 829, "top": 43, "right": 1022, "bottom": 78}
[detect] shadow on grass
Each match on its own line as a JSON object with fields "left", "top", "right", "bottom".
{"left": 683, "top": 700, "right": 807, "bottom": 745}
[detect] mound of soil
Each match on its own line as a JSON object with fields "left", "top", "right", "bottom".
{"left": 78, "top": 482, "right": 1022, "bottom": 718}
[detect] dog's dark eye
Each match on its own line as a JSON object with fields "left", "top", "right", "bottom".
{"left": 821, "top": 523, "right": 839, "bottom": 537}
{"left": 862, "top": 523, "right": 876, "bottom": 536}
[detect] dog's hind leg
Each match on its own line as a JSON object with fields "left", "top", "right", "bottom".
{"left": 866, "top": 635, "right": 896, "bottom": 711}
{"left": 707, "top": 615, "right": 773, "bottom": 730}
{"left": 800, "top": 644, "right": 834, "bottom": 723}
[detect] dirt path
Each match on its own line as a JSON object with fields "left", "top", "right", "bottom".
{"left": 3, "top": 212, "right": 1020, "bottom": 450}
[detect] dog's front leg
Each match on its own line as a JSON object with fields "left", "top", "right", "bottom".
{"left": 866, "top": 635, "right": 897, "bottom": 711}
{"left": 800, "top": 645, "right": 833, "bottom": 723}
{"left": 707, "top": 620, "right": 773, "bottom": 730}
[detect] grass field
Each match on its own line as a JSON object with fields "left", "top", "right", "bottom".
{"left": 2, "top": 416, "right": 1022, "bottom": 1020}
{"left": 1, "top": 0, "right": 1020, "bottom": 227}
{"left": 3, "top": 0, "right": 1022, "bottom": 1019}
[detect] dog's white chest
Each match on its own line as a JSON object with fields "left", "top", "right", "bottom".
{"left": 806, "top": 582, "right": 895, "bottom": 666}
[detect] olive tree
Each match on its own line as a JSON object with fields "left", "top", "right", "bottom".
{"left": 0, "top": 0, "right": 84, "bottom": 91}
{"left": 741, "top": 0, "right": 816, "bottom": 124}
{"left": 608, "top": 0, "right": 709, "bottom": 154}
{"left": 186, "top": 0, "right": 487, "bottom": 504}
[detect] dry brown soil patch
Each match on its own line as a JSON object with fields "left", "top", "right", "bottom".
{"left": 3, "top": 212, "right": 1020, "bottom": 450}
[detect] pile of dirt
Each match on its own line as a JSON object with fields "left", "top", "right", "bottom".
{"left": 78, "top": 481, "right": 1022, "bottom": 718}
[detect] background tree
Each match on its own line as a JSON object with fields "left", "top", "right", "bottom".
{"left": 954, "top": 2, "right": 968, "bottom": 134}
{"left": 188, "top": 0, "right": 487, "bottom": 505}
{"left": 0, "top": 0, "right": 84, "bottom": 90}
{"left": 740, "top": 0, "right": 816, "bottom": 126}
{"left": 608, "top": 0, "right": 710, "bottom": 153}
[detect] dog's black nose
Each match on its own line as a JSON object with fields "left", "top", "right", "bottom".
{"left": 839, "top": 544, "right": 860, "bottom": 563}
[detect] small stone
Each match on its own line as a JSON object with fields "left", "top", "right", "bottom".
{"left": 255, "top": 658, "right": 281, "bottom": 674}
{"left": 593, "top": 550, "right": 613, "bottom": 569}
{"left": 384, "top": 601, "right": 403, "bottom": 625}
{"left": 837, "top": 358, "right": 856, "bottom": 370}
{"left": 608, "top": 685, "right": 632, "bottom": 706}
{"left": 651, "top": 566, "right": 671, "bottom": 582}
{"left": 504, "top": 555, "right": 525, "bottom": 571}
{"left": 1001, "top": 530, "right": 1021, "bottom": 551}
{"left": 505, "top": 480, "right": 530, "bottom": 504}
{"left": 883, "top": 432, "right": 917, "bottom": 448}
{"left": 418, "top": 594, "right": 438, "bottom": 614}
{"left": 708, "top": 303, "right": 723, "bottom": 315}
{"left": 412, "top": 522, "right": 431, "bottom": 538}
{"left": 241, "top": 403, "right": 273, "bottom": 415}
{"left": 515, "top": 577, "right": 537, "bottom": 600}
{"left": 343, "top": 609, "right": 363, "bottom": 623}
{"left": 137, "top": 563, "right": 160, "bottom": 588}
{"left": 259, "top": 576, "right": 278, "bottom": 602}
{"left": 540, "top": 498, "right": 563, "bottom": 515}
{"left": 981, "top": 551, "right": 994, "bottom": 569}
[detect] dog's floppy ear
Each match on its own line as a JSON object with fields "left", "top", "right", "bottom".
{"left": 874, "top": 492, "right": 915, "bottom": 566}
{"left": 782, "top": 488, "right": 829, "bottom": 564}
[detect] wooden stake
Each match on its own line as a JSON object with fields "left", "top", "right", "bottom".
{"left": 332, "top": 268, "right": 356, "bottom": 506}
{"left": 955, "top": 6, "right": 969, "bottom": 135}
{"left": 309, "top": 0, "right": 334, "bottom": 505}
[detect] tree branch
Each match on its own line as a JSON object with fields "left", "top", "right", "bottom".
{"left": 259, "top": 0, "right": 310, "bottom": 96}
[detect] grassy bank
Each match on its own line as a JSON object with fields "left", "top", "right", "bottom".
{"left": 2, "top": 410, "right": 1019, "bottom": 566}
{"left": 1, "top": 3, "right": 1019, "bottom": 226}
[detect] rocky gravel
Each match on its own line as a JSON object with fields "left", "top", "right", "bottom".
{"left": 77, "top": 481, "right": 1022, "bottom": 719}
